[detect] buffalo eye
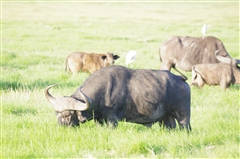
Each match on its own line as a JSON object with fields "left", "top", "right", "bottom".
{"left": 61, "top": 110, "right": 75, "bottom": 117}
{"left": 61, "top": 111, "right": 70, "bottom": 117}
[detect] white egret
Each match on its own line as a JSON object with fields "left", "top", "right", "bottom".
{"left": 125, "top": 50, "right": 137, "bottom": 67}
{"left": 201, "top": 24, "right": 207, "bottom": 36}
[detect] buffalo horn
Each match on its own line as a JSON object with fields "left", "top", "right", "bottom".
{"left": 215, "top": 50, "right": 240, "bottom": 66}
{"left": 44, "top": 84, "right": 91, "bottom": 112}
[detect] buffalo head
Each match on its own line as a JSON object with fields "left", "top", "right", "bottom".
{"left": 44, "top": 85, "right": 92, "bottom": 126}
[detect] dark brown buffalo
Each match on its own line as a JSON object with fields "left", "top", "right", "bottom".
{"left": 160, "top": 36, "right": 232, "bottom": 71}
{"left": 191, "top": 52, "right": 240, "bottom": 89}
{"left": 65, "top": 52, "right": 120, "bottom": 74}
{"left": 45, "top": 65, "right": 191, "bottom": 130}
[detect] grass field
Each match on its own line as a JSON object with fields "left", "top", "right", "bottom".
{"left": 1, "top": 1, "right": 239, "bottom": 158}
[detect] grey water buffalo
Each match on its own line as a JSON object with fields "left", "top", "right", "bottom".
{"left": 65, "top": 52, "right": 120, "bottom": 74}
{"left": 160, "top": 36, "right": 232, "bottom": 71}
{"left": 191, "top": 52, "right": 240, "bottom": 89}
{"left": 45, "top": 65, "right": 191, "bottom": 130}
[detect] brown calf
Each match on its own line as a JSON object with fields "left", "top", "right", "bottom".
{"left": 191, "top": 53, "right": 240, "bottom": 89}
{"left": 65, "top": 52, "right": 120, "bottom": 74}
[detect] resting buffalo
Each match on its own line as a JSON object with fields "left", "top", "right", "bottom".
{"left": 45, "top": 65, "right": 191, "bottom": 130}
{"left": 160, "top": 36, "right": 232, "bottom": 71}
{"left": 191, "top": 51, "right": 240, "bottom": 89}
{"left": 65, "top": 52, "right": 120, "bottom": 74}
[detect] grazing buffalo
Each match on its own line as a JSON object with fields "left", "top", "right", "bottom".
{"left": 160, "top": 36, "right": 233, "bottom": 71}
{"left": 65, "top": 52, "right": 120, "bottom": 74}
{"left": 191, "top": 52, "right": 240, "bottom": 89}
{"left": 45, "top": 65, "right": 191, "bottom": 130}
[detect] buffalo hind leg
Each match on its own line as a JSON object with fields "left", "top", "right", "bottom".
{"left": 175, "top": 114, "right": 191, "bottom": 131}
{"left": 159, "top": 113, "right": 176, "bottom": 129}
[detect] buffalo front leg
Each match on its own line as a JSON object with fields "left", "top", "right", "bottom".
{"left": 107, "top": 114, "right": 119, "bottom": 128}
{"left": 220, "top": 79, "right": 229, "bottom": 90}
{"left": 101, "top": 106, "right": 119, "bottom": 128}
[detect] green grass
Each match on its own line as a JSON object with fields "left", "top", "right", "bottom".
{"left": 1, "top": 1, "right": 239, "bottom": 158}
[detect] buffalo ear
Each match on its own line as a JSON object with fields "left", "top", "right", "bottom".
{"left": 114, "top": 55, "right": 120, "bottom": 60}
{"left": 101, "top": 55, "right": 107, "bottom": 60}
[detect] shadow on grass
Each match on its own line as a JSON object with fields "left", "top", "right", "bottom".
{"left": 0, "top": 79, "right": 81, "bottom": 91}
{"left": 229, "top": 84, "right": 240, "bottom": 90}
{"left": 2, "top": 63, "right": 91, "bottom": 91}
{"left": 4, "top": 105, "right": 38, "bottom": 116}
{"left": 10, "top": 107, "right": 38, "bottom": 116}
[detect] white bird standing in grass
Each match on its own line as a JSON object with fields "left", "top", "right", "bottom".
{"left": 201, "top": 24, "right": 208, "bottom": 36}
{"left": 125, "top": 50, "right": 137, "bottom": 67}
